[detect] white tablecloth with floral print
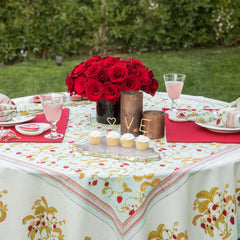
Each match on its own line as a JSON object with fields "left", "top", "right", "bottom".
{"left": 0, "top": 92, "right": 240, "bottom": 240}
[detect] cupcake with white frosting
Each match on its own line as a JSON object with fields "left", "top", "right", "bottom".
{"left": 106, "top": 131, "right": 120, "bottom": 146}
{"left": 89, "top": 130, "right": 103, "bottom": 145}
{"left": 120, "top": 133, "right": 135, "bottom": 148}
{"left": 136, "top": 135, "right": 150, "bottom": 151}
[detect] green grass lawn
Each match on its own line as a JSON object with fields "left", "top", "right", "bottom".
{"left": 1, "top": 46, "right": 240, "bottom": 103}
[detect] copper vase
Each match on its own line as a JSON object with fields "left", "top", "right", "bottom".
{"left": 140, "top": 110, "right": 165, "bottom": 139}
{"left": 120, "top": 91, "right": 143, "bottom": 136}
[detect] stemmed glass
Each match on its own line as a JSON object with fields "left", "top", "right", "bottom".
{"left": 39, "top": 93, "right": 64, "bottom": 139}
{"left": 164, "top": 73, "right": 186, "bottom": 112}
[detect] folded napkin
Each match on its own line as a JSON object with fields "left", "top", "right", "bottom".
{"left": 0, "top": 94, "right": 17, "bottom": 121}
{"left": 177, "top": 97, "right": 240, "bottom": 128}
{"left": 0, "top": 93, "right": 90, "bottom": 122}
{"left": 0, "top": 101, "right": 42, "bottom": 122}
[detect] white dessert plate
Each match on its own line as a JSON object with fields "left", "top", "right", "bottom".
{"left": 167, "top": 110, "right": 189, "bottom": 122}
{"left": 0, "top": 115, "right": 35, "bottom": 127}
{"left": 15, "top": 123, "right": 50, "bottom": 136}
{"left": 195, "top": 122, "right": 240, "bottom": 134}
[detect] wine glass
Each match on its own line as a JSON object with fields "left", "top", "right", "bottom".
{"left": 164, "top": 73, "right": 186, "bottom": 112}
{"left": 39, "top": 93, "right": 64, "bottom": 139}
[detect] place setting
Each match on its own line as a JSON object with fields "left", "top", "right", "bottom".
{"left": 0, "top": 92, "right": 69, "bottom": 143}
{"left": 163, "top": 74, "right": 240, "bottom": 143}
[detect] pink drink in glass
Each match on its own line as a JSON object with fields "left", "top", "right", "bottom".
{"left": 39, "top": 93, "right": 64, "bottom": 139}
{"left": 163, "top": 73, "right": 186, "bottom": 111}
{"left": 165, "top": 81, "right": 184, "bottom": 100}
{"left": 42, "top": 102, "right": 63, "bottom": 122}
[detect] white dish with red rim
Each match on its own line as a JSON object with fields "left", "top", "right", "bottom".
{"left": 15, "top": 123, "right": 50, "bottom": 136}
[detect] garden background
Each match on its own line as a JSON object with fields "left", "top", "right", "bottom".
{"left": 0, "top": 0, "right": 240, "bottom": 102}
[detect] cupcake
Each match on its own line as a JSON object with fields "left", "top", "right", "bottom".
{"left": 106, "top": 131, "right": 120, "bottom": 146}
{"left": 136, "top": 135, "right": 150, "bottom": 151}
{"left": 120, "top": 133, "right": 135, "bottom": 148}
{"left": 89, "top": 130, "right": 103, "bottom": 145}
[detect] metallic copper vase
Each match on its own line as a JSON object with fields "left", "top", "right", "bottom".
{"left": 140, "top": 110, "right": 165, "bottom": 139}
{"left": 120, "top": 91, "right": 143, "bottom": 136}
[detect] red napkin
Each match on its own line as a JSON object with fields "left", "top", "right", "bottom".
{"left": 1, "top": 108, "right": 69, "bottom": 143}
{"left": 165, "top": 112, "right": 240, "bottom": 143}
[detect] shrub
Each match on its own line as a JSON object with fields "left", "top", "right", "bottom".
{"left": 0, "top": 0, "right": 239, "bottom": 64}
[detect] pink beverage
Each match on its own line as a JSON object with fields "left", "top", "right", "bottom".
{"left": 42, "top": 101, "right": 63, "bottom": 122}
{"left": 165, "top": 81, "right": 184, "bottom": 100}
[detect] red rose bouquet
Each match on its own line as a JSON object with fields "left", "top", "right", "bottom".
{"left": 66, "top": 56, "right": 158, "bottom": 104}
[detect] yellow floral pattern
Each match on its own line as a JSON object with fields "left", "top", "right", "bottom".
{"left": 98, "top": 173, "right": 161, "bottom": 215}
{"left": 148, "top": 222, "right": 188, "bottom": 240}
{"left": 22, "top": 196, "right": 66, "bottom": 240}
{"left": 192, "top": 185, "right": 236, "bottom": 239}
{"left": 0, "top": 189, "right": 8, "bottom": 223}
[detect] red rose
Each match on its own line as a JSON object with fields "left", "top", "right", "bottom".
{"left": 84, "top": 55, "right": 101, "bottom": 67}
{"left": 102, "top": 56, "right": 120, "bottom": 67}
{"left": 97, "top": 67, "right": 108, "bottom": 83}
{"left": 121, "top": 73, "right": 141, "bottom": 92}
{"left": 123, "top": 58, "right": 144, "bottom": 73}
{"left": 150, "top": 78, "right": 159, "bottom": 95}
{"left": 148, "top": 70, "right": 154, "bottom": 81}
{"left": 85, "top": 80, "right": 104, "bottom": 102}
{"left": 103, "top": 82, "right": 121, "bottom": 104}
{"left": 73, "top": 63, "right": 87, "bottom": 76}
{"left": 129, "top": 58, "right": 144, "bottom": 67}
{"left": 66, "top": 71, "right": 74, "bottom": 93}
{"left": 74, "top": 76, "right": 88, "bottom": 97}
{"left": 85, "top": 62, "right": 102, "bottom": 80}
{"left": 141, "top": 78, "right": 158, "bottom": 96}
{"left": 137, "top": 68, "right": 151, "bottom": 86}
{"left": 108, "top": 63, "right": 129, "bottom": 83}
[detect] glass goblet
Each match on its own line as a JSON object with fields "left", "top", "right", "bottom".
{"left": 163, "top": 73, "right": 186, "bottom": 112}
{"left": 39, "top": 93, "right": 64, "bottom": 139}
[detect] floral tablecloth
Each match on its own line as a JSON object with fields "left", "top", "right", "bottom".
{"left": 0, "top": 92, "right": 240, "bottom": 240}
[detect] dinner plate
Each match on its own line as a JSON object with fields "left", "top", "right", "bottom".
{"left": 0, "top": 115, "right": 35, "bottom": 127}
{"left": 168, "top": 110, "right": 189, "bottom": 122}
{"left": 15, "top": 123, "right": 50, "bottom": 136}
{"left": 195, "top": 122, "right": 240, "bottom": 133}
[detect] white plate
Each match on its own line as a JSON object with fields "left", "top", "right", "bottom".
{"left": 168, "top": 110, "right": 189, "bottom": 122}
{"left": 195, "top": 122, "right": 240, "bottom": 133}
{"left": 0, "top": 115, "right": 35, "bottom": 127}
{"left": 15, "top": 123, "right": 50, "bottom": 136}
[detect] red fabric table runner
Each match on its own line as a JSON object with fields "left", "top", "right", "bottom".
{"left": 1, "top": 108, "right": 69, "bottom": 143}
{"left": 165, "top": 112, "right": 240, "bottom": 143}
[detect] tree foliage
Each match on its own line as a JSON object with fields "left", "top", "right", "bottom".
{"left": 0, "top": 0, "right": 239, "bottom": 64}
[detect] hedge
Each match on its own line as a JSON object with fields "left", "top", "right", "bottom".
{"left": 0, "top": 0, "right": 239, "bottom": 64}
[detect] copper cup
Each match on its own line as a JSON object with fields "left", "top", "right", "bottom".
{"left": 140, "top": 110, "right": 165, "bottom": 139}
{"left": 120, "top": 91, "right": 143, "bottom": 136}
